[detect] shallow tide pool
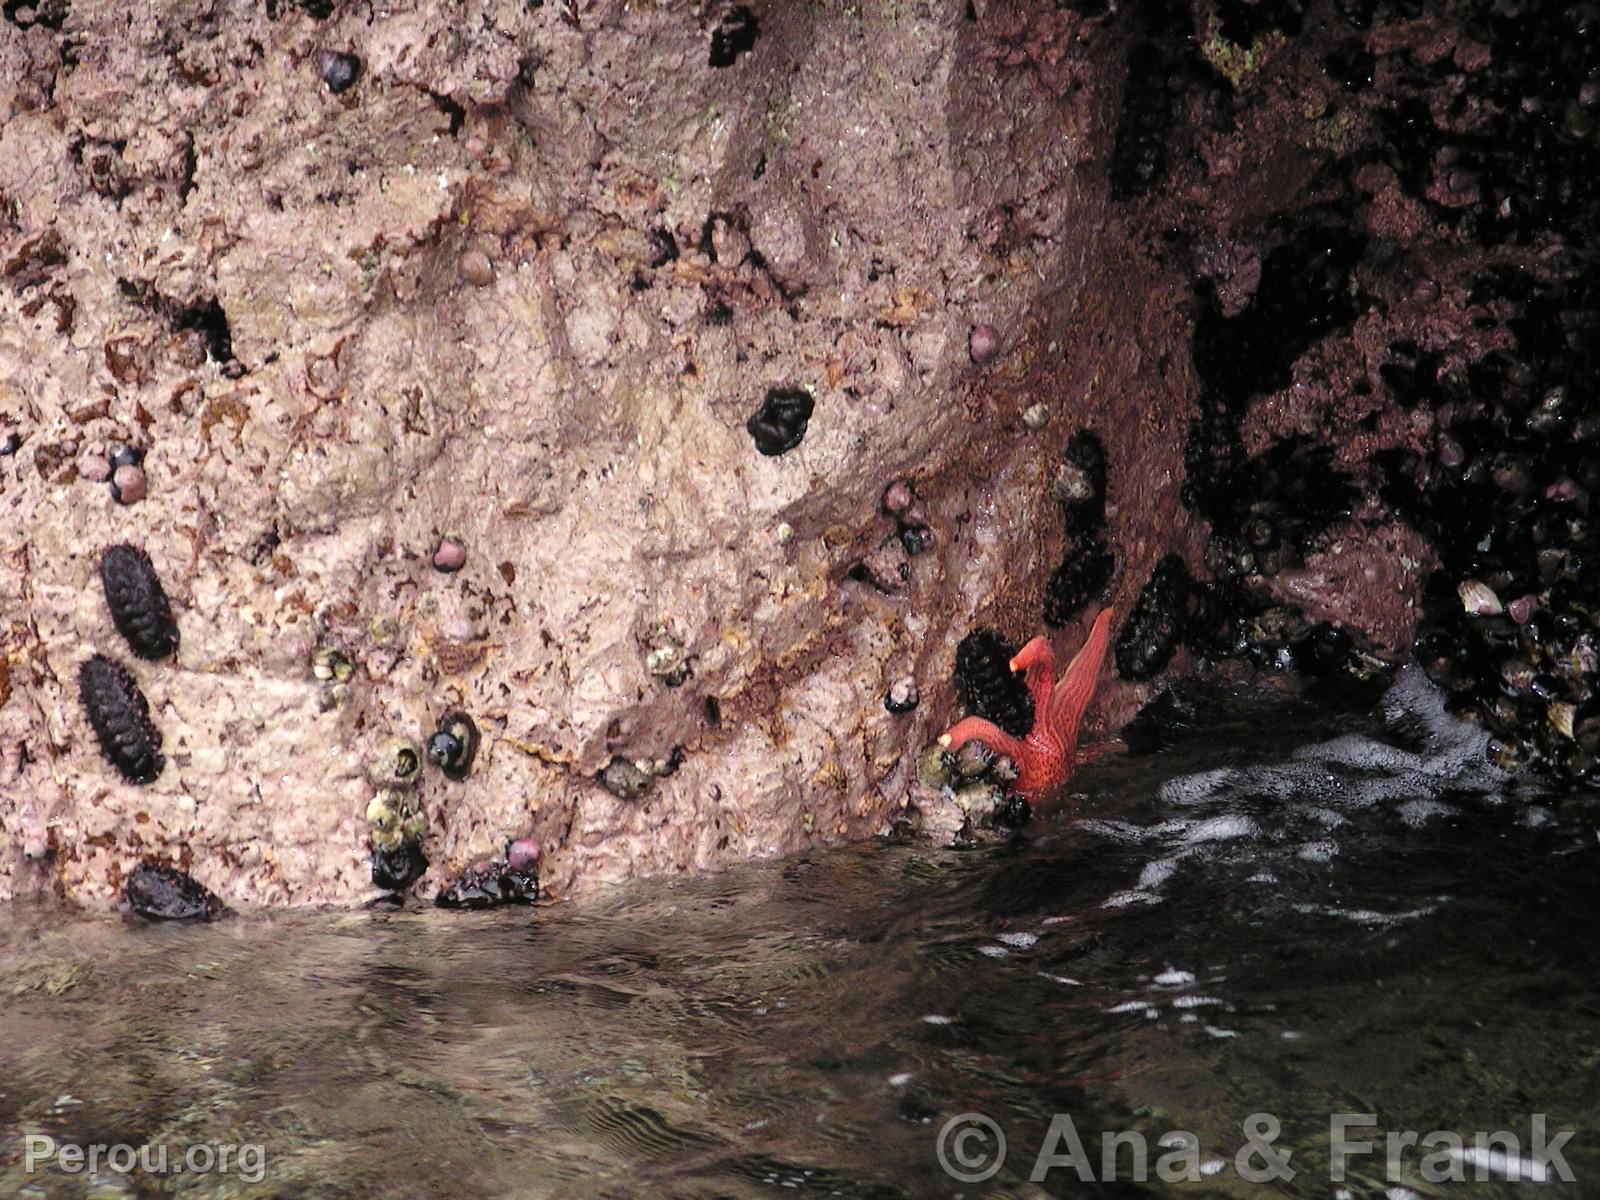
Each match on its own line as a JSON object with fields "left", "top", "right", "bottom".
{"left": 3, "top": 671, "right": 1597, "bottom": 1198}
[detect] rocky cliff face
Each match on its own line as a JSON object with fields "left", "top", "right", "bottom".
{"left": 3, "top": 0, "right": 1593, "bottom": 908}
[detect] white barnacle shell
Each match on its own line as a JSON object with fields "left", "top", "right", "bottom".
{"left": 1458, "top": 579, "right": 1503, "bottom": 616}
{"left": 1548, "top": 701, "right": 1577, "bottom": 740}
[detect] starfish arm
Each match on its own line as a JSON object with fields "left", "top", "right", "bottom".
{"left": 1008, "top": 636, "right": 1057, "bottom": 718}
{"left": 1047, "top": 607, "right": 1115, "bottom": 750}
{"left": 939, "top": 716, "right": 1028, "bottom": 763}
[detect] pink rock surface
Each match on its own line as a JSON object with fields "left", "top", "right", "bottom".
{"left": 0, "top": 1, "right": 1466, "bottom": 910}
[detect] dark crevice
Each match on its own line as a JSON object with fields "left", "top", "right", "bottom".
{"left": 428, "top": 89, "right": 466, "bottom": 136}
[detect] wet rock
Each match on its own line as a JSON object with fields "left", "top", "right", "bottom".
{"left": 125, "top": 863, "right": 226, "bottom": 921}
{"left": 849, "top": 542, "right": 909, "bottom": 594}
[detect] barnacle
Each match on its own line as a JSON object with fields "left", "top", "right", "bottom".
{"left": 366, "top": 789, "right": 407, "bottom": 853}
{"left": 99, "top": 543, "right": 179, "bottom": 660}
{"left": 426, "top": 711, "right": 479, "bottom": 781}
{"left": 367, "top": 788, "right": 427, "bottom": 891}
{"left": 78, "top": 654, "right": 163, "bottom": 785}
{"left": 367, "top": 739, "right": 422, "bottom": 789}
{"left": 916, "top": 743, "right": 952, "bottom": 789}
{"left": 312, "top": 645, "right": 353, "bottom": 682}
{"left": 1055, "top": 430, "right": 1108, "bottom": 537}
{"left": 599, "top": 756, "right": 652, "bottom": 800}
{"left": 953, "top": 781, "right": 1004, "bottom": 822}
{"left": 645, "top": 637, "right": 690, "bottom": 687}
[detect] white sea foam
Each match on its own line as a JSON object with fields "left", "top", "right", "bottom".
{"left": 1182, "top": 814, "right": 1258, "bottom": 843}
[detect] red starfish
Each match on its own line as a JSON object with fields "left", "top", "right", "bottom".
{"left": 938, "top": 607, "right": 1115, "bottom": 799}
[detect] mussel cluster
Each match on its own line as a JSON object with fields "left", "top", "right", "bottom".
{"left": 1183, "top": 220, "right": 1366, "bottom": 584}
{"left": 1107, "top": 219, "right": 1371, "bottom": 684}
{"left": 1380, "top": 291, "right": 1600, "bottom": 780}
{"left": 1197, "top": 438, "right": 1359, "bottom": 584}
{"left": 943, "top": 628, "right": 1034, "bottom": 824}
{"left": 1044, "top": 431, "right": 1116, "bottom": 628}
{"left": 1212, "top": 0, "right": 1303, "bottom": 44}
{"left": 1096, "top": 0, "right": 1600, "bottom": 779}
{"left": 1115, "top": 554, "right": 1386, "bottom": 690}
{"left": 436, "top": 839, "right": 541, "bottom": 910}
{"left": 952, "top": 628, "right": 1033, "bottom": 738}
{"left": 1106, "top": 0, "right": 1195, "bottom": 200}
{"left": 1361, "top": 2, "right": 1600, "bottom": 782}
